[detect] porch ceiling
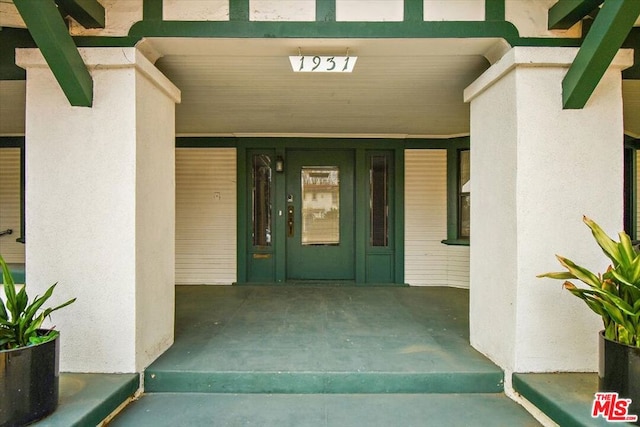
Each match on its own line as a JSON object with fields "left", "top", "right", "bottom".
{"left": 150, "top": 38, "right": 496, "bottom": 138}
{"left": 1, "top": 37, "right": 639, "bottom": 138}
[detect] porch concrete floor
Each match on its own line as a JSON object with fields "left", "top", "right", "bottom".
{"left": 144, "top": 286, "right": 505, "bottom": 393}
{"left": 109, "top": 285, "right": 541, "bottom": 426}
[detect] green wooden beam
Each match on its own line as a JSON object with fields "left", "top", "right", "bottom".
{"left": 230, "top": 0, "right": 249, "bottom": 21}
{"left": 56, "top": 0, "right": 105, "bottom": 28}
{"left": 143, "top": 0, "right": 162, "bottom": 21}
{"left": 562, "top": 0, "right": 640, "bottom": 109}
{"left": 548, "top": 0, "right": 603, "bottom": 30}
{"left": 404, "top": 0, "right": 423, "bottom": 22}
{"left": 485, "top": 0, "right": 505, "bottom": 21}
{"left": 13, "top": 0, "right": 93, "bottom": 107}
{"left": 316, "top": 0, "right": 336, "bottom": 22}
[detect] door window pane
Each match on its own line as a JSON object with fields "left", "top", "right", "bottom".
{"left": 301, "top": 167, "right": 339, "bottom": 245}
{"left": 459, "top": 150, "right": 470, "bottom": 238}
{"left": 370, "top": 155, "right": 388, "bottom": 246}
{"left": 252, "top": 154, "right": 272, "bottom": 246}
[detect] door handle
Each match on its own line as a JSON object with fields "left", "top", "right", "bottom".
{"left": 287, "top": 205, "right": 294, "bottom": 237}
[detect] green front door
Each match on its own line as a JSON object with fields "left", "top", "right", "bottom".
{"left": 285, "top": 150, "right": 355, "bottom": 280}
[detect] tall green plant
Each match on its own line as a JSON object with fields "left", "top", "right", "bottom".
{"left": 538, "top": 216, "right": 640, "bottom": 348}
{"left": 0, "top": 255, "right": 75, "bottom": 350}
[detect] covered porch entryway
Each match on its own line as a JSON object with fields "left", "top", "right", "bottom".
{"left": 29, "top": 284, "right": 608, "bottom": 426}
{"left": 109, "top": 285, "right": 540, "bottom": 426}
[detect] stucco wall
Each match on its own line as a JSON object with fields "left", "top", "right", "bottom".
{"left": 134, "top": 70, "right": 176, "bottom": 370}
{"left": 17, "top": 47, "right": 180, "bottom": 373}
{"left": 465, "top": 47, "right": 630, "bottom": 373}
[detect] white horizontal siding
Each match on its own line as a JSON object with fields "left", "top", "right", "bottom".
{"left": 405, "top": 149, "right": 470, "bottom": 288}
{"left": 175, "top": 148, "right": 237, "bottom": 284}
{"left": 0, "top": 148, "right": 24, "bottom": 263}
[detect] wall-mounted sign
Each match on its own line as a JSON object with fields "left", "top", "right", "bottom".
{"left": 289, "top": 55, "right": 357, "bottom": 73}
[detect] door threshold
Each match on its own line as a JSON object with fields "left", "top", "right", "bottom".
{"left": 234, "top": 281, "right": 408, "bottom": 287}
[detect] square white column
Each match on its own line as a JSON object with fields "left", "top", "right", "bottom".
{"left": 464, "top": 47, "right": 632, "bottom": 373}
{"left": 17, "top": 48, "right": 181, "bottom": 373}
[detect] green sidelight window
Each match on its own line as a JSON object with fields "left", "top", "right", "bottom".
{"left": 442, "top": 138, "right": 470, "bottom": 246}
{"left": 458, "top": 149, "right": 470, "bottom": 239}
{"left": 370, "top": 155, "right": 389, "bottom": 247}
{"left": 251, "top": 154, "right": 272, "bottom": 247}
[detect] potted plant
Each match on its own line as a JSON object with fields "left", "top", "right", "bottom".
{"left": 538, "top": 216, "right": 640, "bottom": 424}
{"left": 0, "top": 255, "right": 75, "bottom": 426}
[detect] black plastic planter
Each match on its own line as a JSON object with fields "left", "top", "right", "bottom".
{"left": 0, "top": 334, "right": 59, "bottom": 427}
{"left": 599, "top": 331, "right": 640, "bottom": 425}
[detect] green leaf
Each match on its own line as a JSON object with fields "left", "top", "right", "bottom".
{"left": 584, "top": 216, "right": 622, "bottom": 266}
{"left": 537, "top": 271, "right": 576, "bottom": 280}
{"left": 22, "top": 283, "right": 57, "bottom": 325}
{"left": 618, "top": 231, "right": 636, "bottom": 267}
{"left": 556, "top": 256, "right": 602, "bottom": 289}
{"left": 15, "top": 287, "right": 27, "bottom": 315}
{"left": 0, "top": 255, "right": 75, "bottom": 350}
{"left": 0, "top": 255, "right": 17, "bottom": 319}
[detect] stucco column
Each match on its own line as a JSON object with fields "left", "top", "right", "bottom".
{"left": 16, "top": 48, "right": 181, "bottom": 373}
{"left": 464, "top": 47, "right": 632, "bottom": 374}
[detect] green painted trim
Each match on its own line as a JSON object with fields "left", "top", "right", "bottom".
{"left": 548, "top": 0, "right": 602, "bottom": 30}
{"left": 57, "top": 0, "right": 105, "bottom": 28}
{"left": 443, "top": 138, "right": 471, "bottom": 243}
{"left": 316, "top": 0, "right": 336, "bottom": 22}
{"left": 355, "top": 149, "right": 367, "bottom": 283}
{"left": 441, "top": 239, "right": 470, "bottom": 246}
{"left": 446, "top": 148, "right": 458, "bottom": 242}
{"left": 0, "top": 136, "right": 24, "bottom": 148}
{"left": 236, "top": 146, "right": 248, "bottom": 284}
{"left": 485, "top": 0, "right": 505, "bottom": 21}
{"left": 1, "top": 138, "right": 26, "bottom": 243}
{"left": 274, "top": 147, "right": 287, "bottom": 283}
{"left": 18, "top": 144, "right": 25, "bottom": 244}
{"left": 13, "top": 0, "right": 93, "bottom": 107}
{"left": 404, "top": 0, "right": 423, "bottom": 22}
{"left": 128, "top": 20, "right": 521, "bottom": 41}
{"left": 238, "top": 138, "right": 407, "bottom": 150}
{"left": 176, "top": 137, "right": 472, "bottom": 150}
{"left": 562, "top": 0, "right": 640, "bottom": 109}
{"left": 143, "top": 0, "right": 163, "bottom": 21}
{"left": 625, "top": 134, "right": 640, "bottom": 150}
{"left": 624, "top": 147, "right": 637, "bottom": 239}
{"left": 622, "top": 28, "right": 640, "bottom": 80}
{"left": 404, "top": 137, "right": 468, "bottom": 149}
{"left": 0, "top": 28, "right": 35, "bottom": 80}
{"left": 394, "top": 148, "right": 405, "bottom": 284}
{"left": 230, "top": 0, "right": 250, "bottom": 22}
{"left": 176, "top": 137, "right": 238, "bottom": 148}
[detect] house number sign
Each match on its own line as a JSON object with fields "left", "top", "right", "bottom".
{"left": 289, "top": 55, "right": 357, "bottom": 73}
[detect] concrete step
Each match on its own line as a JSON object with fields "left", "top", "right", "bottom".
{"left": 144, "top": 368, "right": 504, "bottom": 394}
{"left": 514, "top": 373, "right": 637, "bottom": 427}
{"left": 32, "top": 373, "right": 138, "bottom": 427}
{"left": 110, "top": 392, "right": 541, "bottom": 426}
